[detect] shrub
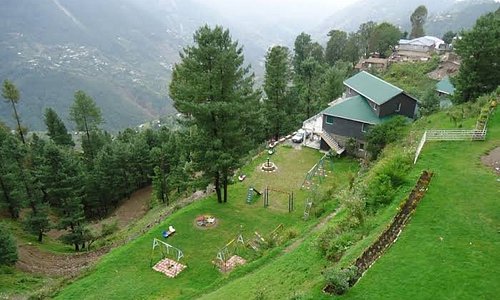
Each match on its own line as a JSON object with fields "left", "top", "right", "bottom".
{"left": 101, "top": 220, "right": 119, "bottom": 237}
{"left": 376, "top": 152, "right": 411, "bottom": 186}
{"left": 364, "top": 151, "right": 411, "bottom": 209}
{"left": 366, "top": 116, "right": 408, "bottom": 159}
{"left": 419, "top": 88, "right": 440, "bottom": 116}
{"left": 324, "top": 266, "right": 359, "bottom": 295}
{"left": 365, "top": 173, "right": 395, "bottom": 209}
{"left": 325, "top": 231, "right": 359, "bottom": 262}
{"left": 0, "top": 223, "right": 18, "bottom": 266}
{"left": 284, "top": 228, "right": 299, "bottom": 240}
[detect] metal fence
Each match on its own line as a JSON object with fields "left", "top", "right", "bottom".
{"left": 414, "top": 129, "right": 487, "bottom": 164}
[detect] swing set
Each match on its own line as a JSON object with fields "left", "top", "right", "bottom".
{"left": 263, "top": 186, "right": 294, "bottom": 212}
{"left": 150, "top": 238, "right": 186, "bottom": 278}
{"left": 213, "top": 233, "right": 246, "bottom": 272}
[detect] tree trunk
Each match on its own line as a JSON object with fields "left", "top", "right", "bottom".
{"left": 10, "top": 100, "right": 25, "bottom": 144}
{"left": 214, "top": 172, "right": 222, "bottom": 203}
{"left": 0, "top": 175, "right": 18, "bottom": 219}
{"left": 223, "top": 174, "right": 228, "bottom": 203}
{"left": 38, "top": 230, "right": 43, "bottom": 243}
{"left": 83, "top": 116, "right": 93, "bottom": 159}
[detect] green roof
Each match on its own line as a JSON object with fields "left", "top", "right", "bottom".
{"left": 323, "top": 95, "right": 388, "bottom": 125}
{"left": 436, "top": 76, "right": 455, "bottom": 95}
{"left": 343, "top": 71, "right": 402, "bottom": 105}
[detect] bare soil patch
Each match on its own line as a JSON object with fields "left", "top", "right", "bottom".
{"left": 16, "top": 244, "right": 110, "bottom": 277}
{"left": 46, "top": 186, "right": 152, "bottom": 240}
{"left": 481, "top": 147, "right": 500, "bottom": 175}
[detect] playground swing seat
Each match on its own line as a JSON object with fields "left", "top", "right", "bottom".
{"left": 162, "top": 225, "right": 176, "bottom": 238}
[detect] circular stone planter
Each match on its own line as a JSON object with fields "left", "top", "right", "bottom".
{"left": 261, "top": 161, "right": 277, "bottom": 172}
{"left": 195, "top": 215, "right": 217, "bottom": 229}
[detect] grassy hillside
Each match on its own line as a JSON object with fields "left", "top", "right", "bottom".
{"left": 199, "top": 107, "right": 499, "bottom": 299}
{"left": 53, "top": 146, "right": 358, "bottom": 299}
{"left": 342, "top": 109, "right": 500, "bottom": 299}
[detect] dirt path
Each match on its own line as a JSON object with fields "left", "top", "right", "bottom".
{"left": 16, "top": 244, "right": 110, "bottom": 277}
{"left": 284, "top": 208, "right": 342, "bottom": 253}
{"left": 107, "top": 186, "right": 151, "bottom": 227}
{"left": 481, "top": 146, "right": 500, "bottom": 175}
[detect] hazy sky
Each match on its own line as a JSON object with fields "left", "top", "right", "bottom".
{"left": 194, "top": 0, "right": 361, "bottom": 29}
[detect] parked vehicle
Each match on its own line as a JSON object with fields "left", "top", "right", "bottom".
{"left": 291, "top": 129, "right": 310, "bottom": 143}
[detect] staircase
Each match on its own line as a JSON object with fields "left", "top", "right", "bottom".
{"left": 319, "top": 130, "right": 345, "bottom": 155}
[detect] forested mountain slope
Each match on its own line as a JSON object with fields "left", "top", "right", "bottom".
{"left": 314, "top": 0, "right": 499, "bottom": 38}
{"left": 0, "top": 0, "right": 268, "bottom": 131}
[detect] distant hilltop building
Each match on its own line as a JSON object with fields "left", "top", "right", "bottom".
{"left": 394, "top": 36, "right": 447, "bottom": 62}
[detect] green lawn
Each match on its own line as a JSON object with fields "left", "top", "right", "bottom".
{"left": 199, "top": 108, "right": 500, "bottom": 300}
{"left": 54, "top": 145, "right": 358, "bottom": 300}
{"left": 341, "top": 110, "right": 500, "bottom": 299}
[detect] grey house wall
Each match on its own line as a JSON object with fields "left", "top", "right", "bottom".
{"left": 323, "top": 115, "right": 368, "bottom": 141}
{"left": 379, "top": 94, "right": 417, "bottom": 119}
{"left": 398, "top": 44, "right": 431, "bottom": 52}
{"left": 345, "top": 87, "right": 359, "bottom": 98}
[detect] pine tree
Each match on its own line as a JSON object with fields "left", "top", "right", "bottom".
{"left": 23, "top": 136, "right": 51, "bottom": 242}
{"left": 293, "top": 32, "right": 313, "bottom": 75}
{"left": 453, "top": 9, "right": 500, "bottom": 103}
{"left": 42, "top": 144, "right": 87, "bottom": 251}
{"left": 296, "top": 57, "right": 324, "bottom": 119}
{"left": 0, "top": 125, "right": 25, "bottom": 219}
{"left": 44, "top": 108, "right": 74, "bottom": 147}
{"left": 264, "top": 46, "right": 294, "bottom": 140}
{"left": 69, "top": 91, "right": 103, "bottom": 160}
{"left": 325, "top": 30, "right": 348, "bottom": 66}
{"left": 169, "top": 25, "right": 260, "bottom": 203}
{"left": 1, "top": 80, "right": 25, "bottom": 144}
{"left": 410, "top": 5, "right": 428, "bottom": 39}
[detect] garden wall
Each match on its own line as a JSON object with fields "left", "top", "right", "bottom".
{"left": 352, "top": 170, "right": 433, "bottom": 282}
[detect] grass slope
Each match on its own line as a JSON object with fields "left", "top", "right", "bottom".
{"left": 54, "top": 146, "right": 358, "bottom": 299}
{"left": 199, "top": 108, "right": 500, "bottom": 300}
{"left": 343, "top": 109, "right": 500, "bottom": 299}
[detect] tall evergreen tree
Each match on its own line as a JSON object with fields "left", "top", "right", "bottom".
{"left": 325, "top": 30, "right": 348, "bottom": 66}
{"left": 293, "top": 32, "right": 313, "bottom": 76}
{"left": 410, "top": 5, "right": 428, "bottom": 39}
{"left": 453, "top": 9, "right": 500, "bottom": 103}
{"left": 320, "top": 66, "right": 348, "bottom": 105}
{"left": 263, "top": 46, "right": 294, "bottom": 140}
{"left": 357, "top": 21, "right": 377, "bottom": 57}
{"left": 44, "top": 108, "right": 74, "bottom": 147}
{"left": 42, "top": 143, "right": 87, "bottom": 251}
{"left": 23, "top": 135, "right": 51, "bottom": 242}
{"left": 0, "top": 126, "right": 24, "bottom": 219}
{"left": 296, "top": 57, "right": 324, "bottom": 119}
{"left": 69, "top": 91, "right": 103, "bottom": 160}
{"left": 1, "top": 80, "right": 25, "bottom": 144}
{"left": 169, "top": 25, "right": 261, "bottom": 203}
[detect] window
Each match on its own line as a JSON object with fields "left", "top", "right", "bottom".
{"left": 395, "top": 103, "right": 401, "bottom": 112}
{"left": 325, "top": 115, "right": 334, "bottom": 125}
{"left": 359, "top": 143, "right": 365, "bottom": 151}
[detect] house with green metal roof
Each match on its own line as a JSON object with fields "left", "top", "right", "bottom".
{"left": 319, "top": 71, "right": 418, "bottom": 154}
{"left": 436, "top": 76, "right": 455, "bottom": 96}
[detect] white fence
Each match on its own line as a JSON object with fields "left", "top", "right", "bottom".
{"left": 413, "top": 129, "right": 487, "bottom": 164}
{"left": 425, "top": 129, "right": 487, "bottom": 141}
